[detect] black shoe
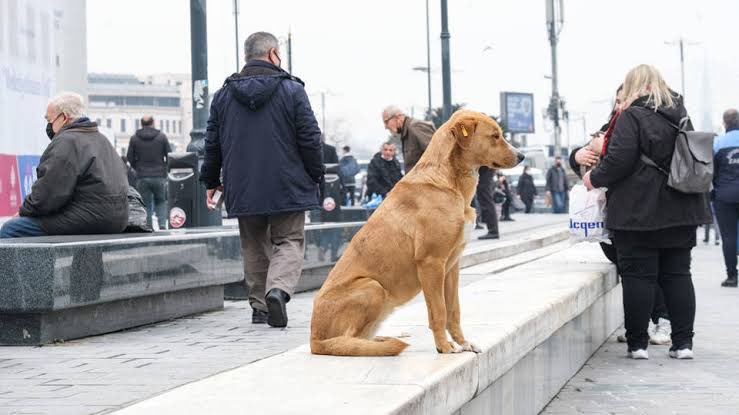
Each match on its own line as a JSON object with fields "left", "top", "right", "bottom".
{"left": 266, "top": 288, "right": 290, "bottom": 327}
{"left": 474, "top": 224, "right": 484, "bottom": 230}
{"left": 721, "top": 276, "right": 738, "bottom": 287}
{"left": 252, "top": 309, "right": 268, "bottom": 324}
{"left": 478, "top": 232, "right": 500, "bottom": 240}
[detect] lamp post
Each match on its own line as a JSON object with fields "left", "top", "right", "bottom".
{"left": 424, "top": 0, "right": 432, "bottom": 118}
{"left": 546, "top": 0, "right": 564, "bottom": 156}
{"left": 665, "top": 37, "right": 700, "bottom": 100}
{"left": 232, "top": 0, "right": 239, "bottom": 73}
{"left": 440, "top": 0, "right": 452, "bottom": 123}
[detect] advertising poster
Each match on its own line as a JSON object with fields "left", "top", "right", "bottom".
{"left": 17, "top": 154, "right": 41, "bottom": 199}
{"left": 0, "top": 154, "right": 22, "bottom": 216}
{"left": 501, "top": 92, "right": 535, "bottom": 134}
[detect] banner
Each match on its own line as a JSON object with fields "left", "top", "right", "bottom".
{"left": 17, "top": 154, "right": 41, "bottom": 199}
{"left": 500, "top": 92, "right": 535, "bottom": 134}
{"left": 0, "top": 154, "right": 22, "bottom": 216}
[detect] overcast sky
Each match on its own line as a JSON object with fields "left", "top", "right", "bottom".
{"left": 87, "top": 0, "right": 739, "bottom": 157}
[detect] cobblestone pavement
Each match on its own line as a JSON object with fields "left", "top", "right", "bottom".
{"left": 543, "top": 242, "right": 738, "bottom": 415}
{"left": 0, "top": 214, "right": 565, "bottom": 415}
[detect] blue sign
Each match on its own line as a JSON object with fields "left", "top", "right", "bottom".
{"left": 17, "top": 155, "right": 41, "bottom": 199}
{"left": 501, "top": 92, "right": 535, "bottom": 134}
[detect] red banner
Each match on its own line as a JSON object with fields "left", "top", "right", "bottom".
{"left": 0, "top": 154, "right": 22, "bottom": 216}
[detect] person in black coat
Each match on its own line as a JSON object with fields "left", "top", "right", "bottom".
{"left": 200, "top": 32, "right": 324, "bottom": 328}
{"left": 498, "top": 173, "right": 514, "bottom": 221}
{"left": 476, "top": 166, "right": 499, "bottom": 239}
{"left": 583, "top": 64, "right": 711, "bottom": 359}
{"left": 516, "top": 166, "right": 537, "bottom": 214}
{"left": 366, "top": 142, "right": 402, "bottom": 199}
{"left": 322, "top": 137, "right": 339, "bottom": 165}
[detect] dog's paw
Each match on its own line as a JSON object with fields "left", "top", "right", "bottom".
{"left": 436, "top": 341, "right": 464, "bottom": 354}
{"left": 461, "top": 341, "right": 482, "bottom": 353}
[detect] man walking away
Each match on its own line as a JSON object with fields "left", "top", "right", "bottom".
{"left": 546, "top": 156, "right": 569, "bottom": 213}
{"left": 338, "top": 146, "right": 360, "bottom": 206}
{"left": 366, "top": 142, "right": 403, "bottom": 199}
{"left": 476, "top": 166, "right": 500, "bottom": 240}
{"left": 381, "top": 105, "right": 435, "bottom": 173}
{"left": 713, "top": 108, "right": 739, "bottom": 287}
{"left": 127, "top": 116, "right": 172, "bottom": 230}
{"left": 201, "top": 32, "right": 324, "bottom": 327}
{"left": 517, "top": 165, "right": 537, "bottom": 213}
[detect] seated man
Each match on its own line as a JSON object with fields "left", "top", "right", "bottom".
{"left": 0, "top": 92, "right": 129, "bottom": 238}
{"left": 366, "top": 142, "right": 403, "bottom": 199}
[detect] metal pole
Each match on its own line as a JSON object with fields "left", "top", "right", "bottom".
{"left": 288, "top": 29, "right": 293, "bottom": 74}
{"left": 547, "top": 0, "right": 561, "bottom": 156}
{"left": 440, "top": 0, "right": 452, "bottom": 123}
{"left": 189, "top": 0, "right": 209, "bottom": 147}
{"left": 679, "top": 38, "right": 686, "bottom": 99}
{"left": 425, "top": 0, "right": 432, "bottom": 117}
{"left": 321, "top": 92, "right": 326, "bottom": 134}
{"left": 233, "top": 0, "right": 239, "bottom": 73}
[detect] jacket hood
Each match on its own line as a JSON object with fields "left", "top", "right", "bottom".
{"left": 225, "top": 61, "right": 302, "bottom": 111}
{"left": 58, "top": 117, "right": 97, "bottom": 135}
{"left": 631, "top": 91, "right": 687, "bottom": 125}
{"left": 135, "top": 127, "right": 161, "bottom": 140}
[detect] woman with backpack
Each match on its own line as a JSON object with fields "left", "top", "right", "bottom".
{"left": 583, "top": 64, "right": 712, "bottom": 360}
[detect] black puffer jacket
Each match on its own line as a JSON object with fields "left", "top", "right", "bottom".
{"left": 126, "top": 127, "right": 172, "bottom": 178}
{"left": 590, "top": 95, "right": 711, "bottom": 231}
{"left": 366, "top": 152, "right": 403, "bottom": 198}
{"left": 20, "top": 118, "right": 129, "bottom": 234}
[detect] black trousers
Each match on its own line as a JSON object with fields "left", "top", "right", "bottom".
{"left": 714, "top": 200, "right": 739, "bottom": 278}
{"left": 476, "top": 167, "right": 499, "bottom": 235}
{"left": 522, "top": 197, "right": 534, "bottom": 213}
{"left": 617, "top": 244, "right": 695, "bottom": 350}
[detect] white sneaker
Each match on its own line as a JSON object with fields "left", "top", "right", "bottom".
{"left": 647, "top": 320, "right": 656, "bottom": 337}
{"left": 669, "top": 347, "right": 694, "bottom": 359}
{"left": 627, "top": 349, "right": 649, "bottom": 359}
{"left": 650, "top": 318, "right": 672, "bottom": 345}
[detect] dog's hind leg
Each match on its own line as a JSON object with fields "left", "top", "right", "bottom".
{"left": 418, "top": 258, "right": 463, "bottom": 354}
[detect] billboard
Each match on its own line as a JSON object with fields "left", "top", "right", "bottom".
{"left": 500, "top": 92, "right": 535, "bottom": 134}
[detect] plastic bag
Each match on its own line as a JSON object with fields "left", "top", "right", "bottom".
{"left": 124, "top": 186, "right": 153, "bottom": 233}
{"left": 568, "top": 184, "right": 609, "bottom": 243}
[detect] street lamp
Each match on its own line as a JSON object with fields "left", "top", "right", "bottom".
{"left": 665, "top": 37, "right": 700, "bottom": 100}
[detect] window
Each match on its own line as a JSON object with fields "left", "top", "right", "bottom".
{"left": 135, "top": 119, "right": 140, "bottom": 130}
{"left": 95, "top": 118, "right": 101, "bottom": 125}
{"left": 165, "top": 120, "right": 169, "bottom": 133}
{"left": 106, "top": 119, "right": 112, "bottom": 129}
{"left": 179, "top": 121, "right": 182, "bottom": 134}
{"left": 120, "top": 119, "right": 126, "bottom": 133}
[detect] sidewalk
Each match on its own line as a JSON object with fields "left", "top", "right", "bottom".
{"left": 0, "top": 214, "right": 566, "bottom": 415}
{"left": 543, "top": 242, "right": 738, "bottom": 414}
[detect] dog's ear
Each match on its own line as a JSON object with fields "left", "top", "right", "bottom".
{"left": 450, "top": 117, "right": 477, "bottom": 149}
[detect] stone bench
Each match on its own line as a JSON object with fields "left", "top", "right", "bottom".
{"left": 0, "top": 222, "right": 365, "bottom": 346}
{"left": 112, "top": 243, "right": 621, "bottom": 415}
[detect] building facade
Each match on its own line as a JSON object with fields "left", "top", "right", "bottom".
{"left": 87, "top": 73, "right": 193, "bottom": 154}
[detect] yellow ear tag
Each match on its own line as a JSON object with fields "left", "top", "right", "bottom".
{"left": 461, "top": 125, "right": 468, "bottom": 137}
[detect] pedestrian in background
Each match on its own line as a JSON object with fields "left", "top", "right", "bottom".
{"left": 201, "top": 31, "right": 323, "bottom": 327}
{"left": 546, "top": 156, "right": 569, "bottom": 213}
{"left": 476, "top": 166, "right": 500, "bottom": 240}
{"left": 127, "top": 115, "right": 172, "bottom": 230}
{"left": 381, "top": 105, "right": 435, "bottom": 173}
{"left": 498, "top": 173, "right": 514, "bottom": 221}
{"left": 322, "top": 135, "right": 338, "bottom": 165}
{"left": 517, "top": 166, "right": 537, "bottom": 214}
{"left": 712, "top": 108, "right": 739, "bottom": 287}
{"left": 338, "top": 146, "right": 360, "bottom": 206}
{"left": 583, "top": 64, "right": 711, "bottom": 360}
{"left": 366, "top": 142, "right": 402, "bottom": 199}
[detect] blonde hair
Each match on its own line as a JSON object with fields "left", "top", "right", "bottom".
{"left": 621, "top": 64, "right": 675, "bottom": 110}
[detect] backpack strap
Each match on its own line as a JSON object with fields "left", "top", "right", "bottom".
{"left": 640, "top": 154, "right": 669, "bottom": 176}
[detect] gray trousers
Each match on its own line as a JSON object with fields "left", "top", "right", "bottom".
{"left": 238, "top": 212, "right": 306, "bottom": 312}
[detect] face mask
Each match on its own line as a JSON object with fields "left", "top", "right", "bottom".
{"left": 46, "top": 113, "right": 63, "bottom": 140}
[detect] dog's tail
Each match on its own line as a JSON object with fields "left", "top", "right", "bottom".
{"left": 310, "top": 336, "right": 409, "bottom": 356}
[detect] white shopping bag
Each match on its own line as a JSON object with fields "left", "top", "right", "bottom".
{"left": 568, "top": 184, "right": 610, "bottom": 243}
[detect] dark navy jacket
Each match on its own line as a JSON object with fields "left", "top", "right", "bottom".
{"left": 713, "top": 128, "right": 739, "bottom": 203}
{"left": 200, "top": 60, "right": 324, "bottom": 216}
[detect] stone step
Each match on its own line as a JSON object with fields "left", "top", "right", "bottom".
{"left": 112, "top": 242, "right": 621, "bottom": 415}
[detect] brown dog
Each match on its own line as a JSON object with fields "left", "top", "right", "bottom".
{"left": 310, "top": 109, "right": 524, "bottom": 356}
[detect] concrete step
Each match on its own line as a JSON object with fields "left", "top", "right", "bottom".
{"left": 112, "top": 242, "right": 621, "bottom": 415}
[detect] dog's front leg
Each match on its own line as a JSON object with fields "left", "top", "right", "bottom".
{"left": 445, "top": 262, "right": 481, "bottom": 353}
{"left": 418, "top": 258, "right": 462, "bottom": 354}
